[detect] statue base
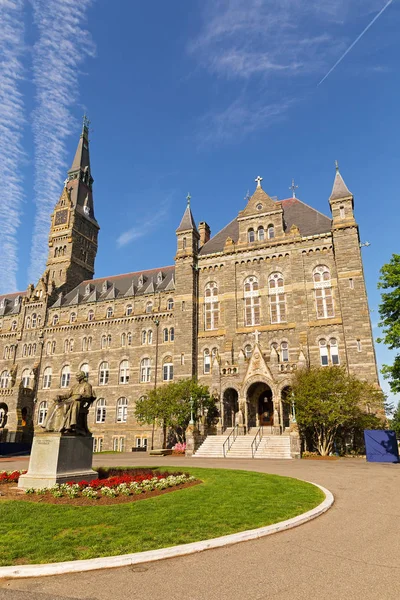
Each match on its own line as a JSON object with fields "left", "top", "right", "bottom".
{"left": 18, "top": 432, "right": 97, "bottom": 489}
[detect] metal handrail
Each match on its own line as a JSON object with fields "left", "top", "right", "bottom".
{"left": 251, "top": 426, "right": 263, "bottom": 459}
{"left": 222, "top": 424, "right": 239, "bottom": 457}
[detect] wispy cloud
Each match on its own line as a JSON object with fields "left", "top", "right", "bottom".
{"left": 117, "top": 198, "right": 172, "bottom": 249}
{"left": 0, "top": 0, "right": 25, "bottom": 293}
{"left": 190, "top": 0, "right": 390, "bottom": 144}
{"left": 28, "top": 0, "right": 96, "bottom": 284}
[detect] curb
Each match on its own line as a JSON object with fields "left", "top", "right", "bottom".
{"left": 0, "top": 481, "right": 333, "bottom": 579}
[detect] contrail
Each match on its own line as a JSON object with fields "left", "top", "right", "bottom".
{"left": 0, "top": 0, "right": 25, "bottom": 293}
{"left": 29, "top": 0, "right": 96, "bottom": 284}
{"left": 318, "top": 0, "right": 393, "bottom": 86}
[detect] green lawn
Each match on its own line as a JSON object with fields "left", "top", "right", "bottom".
{"left": 0, "top": 467, "right": 324, "bottom": 566}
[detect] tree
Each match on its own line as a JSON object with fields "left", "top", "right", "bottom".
{"left": 134, "top": 379, "right": 214, "bottom": 447}
{"left": 390, "top": 401, "right": 400, "bottom": 439}
{"left": 377, "top": 253, "right": 400, "bottom": 394}
{"left": 292, "top": 366, "right": 385, "bottom": 456}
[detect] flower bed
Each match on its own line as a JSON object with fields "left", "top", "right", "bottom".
{"left": 0, "top": 470, "right": 26, "bottom": 484}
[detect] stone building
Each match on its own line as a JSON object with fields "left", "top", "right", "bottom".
{"left": 0, "top": 122, "right": 379, "bottom": 452}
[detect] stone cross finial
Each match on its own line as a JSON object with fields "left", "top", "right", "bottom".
{"left": 63, "top": 178, "right": 69, "bottom": 188}
{"left": 335, "top": 159, "right": 339, "bottom": 172}
{"left": 253, "top": 329, "right": 261, "bottom": 344}
{"left": 289, "top": 178, "right": 298, "bottom": 198}
{"left": 244, "top": 189, "right": 250, "bottom": 202}
{"left": 186, "top": 193, "right": 191, "bottom": 206}
{"left": 255, "top": 176, "right": 263, "bottom": 189}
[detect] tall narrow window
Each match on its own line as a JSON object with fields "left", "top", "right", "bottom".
{"left": 248, "top": 228, "right": 255, "bottom": 243}
{"left": 182, "top": 237, "right": 187, "bottom": 250}
{"left": 43, "top": 367, "right": 52, "bottom": 389}
{"left": 147, "top": 330, "right": 153, "bottom": 344}
{"left": 70, "top": 312, "right": 77, "bottom": 323}
{"left": 21, "top": 369, "right": 30, "bottom": 388}
{"left": 163, "top": 328, "right": 169, "bottom": 342}
{"left": 203, "top": 349, "right": 211, "bottom": 374}
{"left": 257, "top": 226, "right": 265, "bottom": 241}
{"left": 142, "top": 330, "right": 147, "bottom": 345}
{"left": 313, "top": 266, "right": 334, "bottom": 319}
{"left": 52, "top": 340, "right": 56, "bottom": 354}
{"left": 145, "top": 301, "right": 153, "bottom": 314}
{"left": 32, "top": 314, "right": 37, "bottom": 328}
{"left": 349, "top": 278, "right": 354, "bottom": 289}
{"left": 60, "top": 366, "right": 70, "bottom": 388}
{"left": 169, "top": 327, "right": 174, "bottom": 341}
{"left": 125, "top": 304, "right": 133, "bottom": 316}
{"left": 0, "top": 371, "right": 9, "bottom": 389}
{"left": 204, "top": 282, "right": 220, "bottom": 330}
{"left": 140, "top": 358, "right": 151, "bottom": 383}
{"left": 52, "top": 314, "right": 59, "bottom": 326}
{"left": 267, "top": 224, "right": 275, "bottom": 239}
{"left": 127, "top": 332, "right": 132, "bottom": 346}
{"left": 269, "top": 272, "right": 286, "bottom": 324}
{"left": 99, "top": 362, "right": 109, "bottom": 385}
{"left": 11, "top": 321, "right": 17, "bottom": 331}
{"left": 167, "top": 298, "right": 174, "bottom": 310}
{"left": 116, "top": 397, "right": 128, "bottom": 423}
{"left": 340, "top": 206, "right": 345, "bottom": 218}
{"left": 106, "top": 306, "right": 113, "bottom": 318}
{"left": 87, "top": 337, "right": 92, "bottom": 351}
{"left": 96, "top": 399, "right": 106, "bottom": 423}
{"left": 330, "top": 338, "right": 340, "bottom": 365}
{"left": 319, "top": 340, "right": 329, "bottom": 366}
{"left": 87, "top": 310, "right": 94, "bottom": 322}
{"left": 107, "top": 334, "right": 112, "bottom": 348}
{"left": 281, "top": 342, "right": 289, "bottom": 362}
{"left": 356, "top": 339, "right": 362, "bottom": 352}
{"left": 163, "top": 360, "right": 173, "bottom": 381}
{"left": 119, "top": 360, "right": 130, "bottom": 384}
{"left": 26, "top": 316, "right": 31, "bottom": 329}
{"left": 38, "top": 401, "right": 48, "bottom": 425}
{"left": 244, "top": 277, "right": 260, "bottom": 326}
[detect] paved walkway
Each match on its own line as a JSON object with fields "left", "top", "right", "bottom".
{"left": 0, "top": 455, "right": 399, "bottom": 600}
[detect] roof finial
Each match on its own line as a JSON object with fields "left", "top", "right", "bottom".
{"left": 244, "top": 189, "right": 250, "bottom": 202}
{"left": 335, "top": 159, "right": 339, "bottom": 172}
{"left": 82, "top": 113, "right": 90, "bottom": 133}
{"left": 289, "top": 178, "right": 298, "bottom": 199}
{"left": 255, "top": 175, "right": 263, "bottom": 189}
{"left": 186, "top": 192, "right": 191, "bottom": 207}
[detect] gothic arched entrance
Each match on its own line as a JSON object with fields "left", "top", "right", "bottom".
{"left": 222, "top": 388, "right": 239, "bottom": 430}
{"left": 246, "top": 381, "right": 274, "bottom": 430}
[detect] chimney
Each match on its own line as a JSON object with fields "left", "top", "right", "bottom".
{"left": 198, "top": 221, "right": 211, "bottom": 247}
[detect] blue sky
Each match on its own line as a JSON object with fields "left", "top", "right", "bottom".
{"left": 0, "top": 0, "right": 399, "bottom": 402}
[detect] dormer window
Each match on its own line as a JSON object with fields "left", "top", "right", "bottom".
{"left": 102, "top": 280, "right": 109, "bottom": 293}
{"left": 267, "top": 224, "right": 275, "bottom": 239}
{"left": 248, "top": 228, "right": 255, "bottom": 243}
{"left": 14, "top": 296, "right": 21, "bottom": 307}
{"left": 157, "top": 272, "right": 163, "bottom": 285}
{"left": 85, "top": 284, "right": 92, "bottom": 296}
{"left": 138, "top": 275, "right": 144, "bottom": 288}
{"left": 0, "top": 300, "right": 5, "bottom": 309}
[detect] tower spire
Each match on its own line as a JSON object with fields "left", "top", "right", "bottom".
{"left": 330, "top": 162, "right": 353, "bottom": 201}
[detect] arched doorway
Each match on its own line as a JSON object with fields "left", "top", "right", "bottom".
{"left": 246, "top": 381, "right": 274, "bottom": 430}
{"left": 223, "top": 388, "right": 239, "bottom": 430}
{"left": 281, "top": 386, "right": 292, "bottom": 430}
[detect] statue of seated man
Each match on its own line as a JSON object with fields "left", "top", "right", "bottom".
{"left": 42, "top": 371, "right": 96, "bottom": 436}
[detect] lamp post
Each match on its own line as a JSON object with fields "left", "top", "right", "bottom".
{"left": 151, "top": 318, "right": 160, "bottom": 450}
{"left": 189, "top": 396, "right": 195, "bottom": 426}
{"left": 291, "top": 394, "right": 296, "bottom": 424}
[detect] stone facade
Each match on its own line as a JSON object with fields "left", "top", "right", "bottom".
{"left": 0, "top": 128, "right": 379, "bottom": 451}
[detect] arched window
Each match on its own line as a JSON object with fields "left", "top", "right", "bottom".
{"left": 52, "top": 340, "right": 56, "bottom": 354}
{"left": 69, "top": 339, "right": 74, "bottom": 352}
{"left": 330, "top": 338, "right": 340, "bottom": 365}
{"left": 37, "top": 401, "right": 48, "bottom": 425}
{"left": 340, "top": 205, "right": 345, "bottom": 219}
{"left": 21, "top": 369, "right": 30, "bottom": 388}
{"left": 248, "top": 228, "right": 255, "bottom": 243}
{"left": 127, "top": 332, "right": 132, "bottom": 346}
{"left": 23, "top": 344, "right": 27, "bottom": 357}
{"left": 28, "top": 344, "right": 32, "bottom": 356}
{"left": 11, "top": 320, "right": 17, "bottom": 331}
{"left": 257, "top": 226, "right": 265, "bottom": 241}
{"left": 116, "top": 397, "right": 128, "bottom": 423}
{"left": 70, "top": 312, "right": 77, "bottom": 323}
{"left": 82, "top": 337, "right": 87, "bottom": 352}
{"left": 267, "top": 224, "right": 275, "bottom": 239}
{"left": 25, "top": 316, "right": 31, "bottom": 329}
{"left": 319, "top": 339, "right": 329, "bottom": 366}
{"left": 244, "top": 344, "right": 252, "bottom": 359}
{"left": 169, "top": 327, "right": 175, "bottom": 341}
{"left": 269, "top": 272, "right": 286, "bottom": 324}
{"left": 203, "top": 349, "right": 211, "bottom": 374}
{"left": 3, "top": 346, "right": 8, "bottom": 360}
{"left": 167, "top": 298, "right": 174, "bottom": 310}
{"left": 60, "top": 365, "right": 70, "bottom": 388}
{"left": 106, "top": 306, "right": 113, "bottom": 318}
{"left": 43, "top": 367, "right": 52, "bottom": 389}
{"left": 80, "top": 363, "right": 89, "bottom": 380}
{"left": 141, "top": 330, "right": 147, "bottom": 345}
{"left": 121, "top": 332, "right": 126, "bottom": 347}
{"left": 147, "top": 330, "right": 153, "bottom": 344}
{"left": 101, "top": 335, "right": 107, "bottom": 349}
{"left": 140, "top": 358, "right": 151, "bottom": 383}
{"left": 32, "top": 313, "right": 37, "bottom": 328}
{"left": 313, "top": 266, "right": 334, "bottom": 318}
{"left": 163, "top": 358, "right": 173, "bottom": 381}
{"left": 145, "top": 301, "right": 153, "bottom": 314}
{"left": 119, "top": 360, "right": 130, "bottom": 384}
{"left": 182, "top": 237, "right": 187, "bottom": 250}
{"left": 204, "top": 282, "right": 220, "bottom": 330}
{"left": 99, "top": 362, "right": 109, "bottom": 385}
{"left": 163, "top": 328, "right": 169, "bottom": 342}
{"left": 244, "top": 277, "right": 260, "bottom": 326}
{"left": 87, "top": 310, "right": 94, "bottom": 322}
{"left": 46, "top": 341, "right": 51, "bottom": 355}
{"left": 52, "top": 314, "right": 59, "bottom": 326}
{"left": 96, "top": 398, "right": 106, "bottom": 423}
{"left": 125, "top": 304, "right": 133, "bottom": 316}
{"left": 37, "top": 314, "right": 41, "bottom": 327}
{"left": 0, "top": 371, "right": 9, "bottom": 389}
{"left": 32, "top": 343, "right": 36, "bottom": 355}
{"left": 87, "top": 336, "right": 92, "bottom": 351}
{"left": 281, "top": 342, "right": 289, "bottom": 362}
{"left": 64, "top": 339, "right": 69, "bottom": 353}
{"left": 107, "top": 334, "right": 111, "bottom": 348}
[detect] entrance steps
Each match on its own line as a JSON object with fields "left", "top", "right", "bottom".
{"left": 193, "top": 432, "right": 292, "bottom": 459}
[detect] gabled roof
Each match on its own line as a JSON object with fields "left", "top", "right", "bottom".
{"left": 54, "top": 266, "right": 175, "bottom": 307}
{"left": 199, "top": 198, "right": 332, "bottom": 256}
{"left": 176, "top": 205, "right": 197, "bottom": 232}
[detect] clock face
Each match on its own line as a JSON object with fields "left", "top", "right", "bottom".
{"left": 55, "top": 209, "right": 68, "bottom": 226}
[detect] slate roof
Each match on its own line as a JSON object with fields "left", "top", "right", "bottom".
{"left": 176, "top": 205, "right": 197, "bottom": 232}
{"left": 330, "top": 171, "right": 353, "bottom": 201}
{"left": 199, "top": 198, "right": 332, "bottom": 256}
{"left": 53, "top": 266, "right": 175, "bottom": 307}
{"left": 0, "top": 291, "right": 25, "bottom": 316}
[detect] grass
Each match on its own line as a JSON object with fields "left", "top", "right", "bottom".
{"left": 0, "top": 467, "right": 324, "bottom": 566}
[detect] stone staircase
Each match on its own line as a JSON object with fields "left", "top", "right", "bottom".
{"left": 193, "top": 432, "right": 292, "bottom": 459}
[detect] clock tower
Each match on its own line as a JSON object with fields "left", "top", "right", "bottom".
{"left": 45, "top": 117, "right": 100, "bottom": 293}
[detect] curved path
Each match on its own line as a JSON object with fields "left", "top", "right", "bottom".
{"left": 0, "top": 455, "right": 399, "bottom": 599}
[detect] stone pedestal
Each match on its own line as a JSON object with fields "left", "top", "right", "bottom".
{"left": 18, "top": 432, "right": 97, "bottom": 489}
{"left": 289, "top": 423, "right": 301, "bottom": 459}
{"left": 185, "top": 424, "right": 205, "bottom": 457}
